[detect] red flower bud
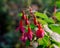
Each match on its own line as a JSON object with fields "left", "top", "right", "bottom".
{"left": 22, "top": 10, "right": 26, "bottom": 20}
{"left": 22, "top": 14, "right": 26, "bottom": 20}
{"left": 19, "top": 20, "right": 23, "bottom": 27}
{"left": 19, "top": 20, "right": 25, "bottom": 33}
{"left": 25, "top": 16, "right": 30, "bottom": 25}
{"left": 33, "top": 16, "right": 38, "bottom": 25}
{"left": 27, "top": 26, "right": 33, "bottom": 41}
{"left": 38, "top": 23, "right": 42, "bottom": 29}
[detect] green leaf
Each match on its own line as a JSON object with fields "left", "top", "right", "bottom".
{"left": 37, "top": 45, "right": 45, "bottom": 48}
{"left": 44, "top": 18, "right": 55, "bottom": 24}
{"left": 37, "top": 35, "right": 50, "bottom": 46}
{"left": 35, "top": 12, "right": 48, "bottom": 19}
{"left": 50, "top": 39, "right": 60, "bottom": 47}
{"left": 18, "top": 13, "right": 22, "bottom": 17}
{"left": 56, "top": 12, "right": 60, "bottom": 21}
{"left": 35, "top": 12, "right": 54, "bottom": 24}
{"left": 26, "top": 40, "right": 30, "bottom": 46}
{"left": 37, "top": 19, "right": 47, "bottom": 25}
{"left": 30, "top": 24, "right": 36, "bottom": 29}
{"left": 49, "top": 44, "right": 54, "bottom": 48}
{"left": 48, "top": 24, "right": 60, "bottom": 34}
{"left": 56, "top": 1, "right": 60, "bottom": 8}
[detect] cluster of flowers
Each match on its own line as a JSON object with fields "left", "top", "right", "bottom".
{"left": 16, "top": 8, "right": 45, "bottom": 43}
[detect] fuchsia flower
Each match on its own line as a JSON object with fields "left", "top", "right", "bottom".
{"left": 27, "top": 26, "right": 33, "bottom": 41}
{"left": 18, "top": 10, "right": 45, "bottom": 43}
{"left": 19, "top": 20, "right": 25, "bottom": 33}
{"left": 25, "top": 16, "right": 30, "bottom": 25}
{"left": 20, "top": 33, "right": 27, "bottom": 42}
{"left": 36, "top": 23, "right": 45, "bottom": 38}
{"left": 22, "top": 10, "right": 26, "bottom": 20}
{"left": 33, "top": 15, "right": 38, "bottom": 25}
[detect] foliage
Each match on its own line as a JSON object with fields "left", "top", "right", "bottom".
{"left": 56, "top": 12, "right": 60, "bottom": 21}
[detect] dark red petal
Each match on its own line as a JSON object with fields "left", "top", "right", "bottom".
{"left": 19, "top": 20, "right": 23, "bottom": 27}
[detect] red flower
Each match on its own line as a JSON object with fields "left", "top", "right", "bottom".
{"left": 22, "top": 10, "right": 26, "bottom": 20}
{"left": 25, "top": 16, "right": 30, "bottom": 25}
{"left": 27, "top": 26, "right": 33, "bottom": 41}
{"left": 20, "top": 33, "right": 27, "bottom": 42}
{"left": 33, "top": 16, "right": 38, "bottom": 25}
{"left": 19, "top": 20, "right": 23, "bottom": 27}
{"left": 36, "top": 29, "right": 45, "bottom": 38}
{"left": 22, "top": 14, "right": 26, "bottom": 20}
{"left": 19, "top": 20, "right": 25, "bottom": 33}
{"left": 36, "top": 24, "right": 45, "bottom": 38}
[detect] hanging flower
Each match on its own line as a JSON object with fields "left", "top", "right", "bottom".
{"left": 19, "top": 20, "right": 25, "bottom": 33}
{"left": 25, "top": 16, "right": 30, "bottom": 25}
{"left": 36, "top": 23, "right": 45, "bottom": 38}
{"left": 33, "top": 15, "right": 38, "bottom": 25}
{"left": 27, "top": 25, "right": 33, "bottom": 41}
{"left": 22, "top": 10, "right": 26, "bottom": 20}
{"left": 36, "top": 29, "right": 45, "bottom": 38}
{"left": 20, "top": 33, "right": 27, "bottom": 42}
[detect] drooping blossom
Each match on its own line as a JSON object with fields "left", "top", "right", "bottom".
{"left": 20, "top": 33, "right": 27, "bottom": 42}
{"left": 33, "top": 15, "right": 38, "bottom": 25}
{"left": 27, "top": 25, "right": 33, "bottom": 41}
{"left": 25, "top": 16, "right": 30, "bottom": 25}
{"left": 19, "top": 20, "right": 25, "bottom": 33}
{"left": 22, "top": 10, "right": 26, "bottom": 20}
{"left": 36, "top": 23, "right": 45, "bottom": 38}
